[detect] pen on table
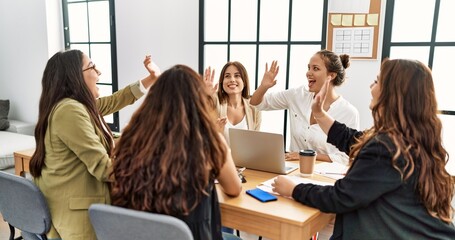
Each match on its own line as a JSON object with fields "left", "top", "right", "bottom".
{"left": 317, "top": 172, "right": 346, "bottom": 175}
{"left": 237, "top": 167, "right": 247, "bottom": 183}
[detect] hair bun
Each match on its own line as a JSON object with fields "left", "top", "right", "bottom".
{"left": 339, "top": 54, "right": 351, "bottom": 69}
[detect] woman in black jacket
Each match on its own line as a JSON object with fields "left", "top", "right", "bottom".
{"left": 273, "top": 59, "right": 455, "bottom": 239}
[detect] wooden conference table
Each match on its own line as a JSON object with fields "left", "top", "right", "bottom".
{"left": 216, "top": 166, "right": 335, "bottom": 240}
{"left": 14, "top": 148, "right": 335, "bottom": 239}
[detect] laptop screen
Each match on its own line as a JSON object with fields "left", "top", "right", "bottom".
{"left": 229, "top": 128, "right": 297, "bottom": 174}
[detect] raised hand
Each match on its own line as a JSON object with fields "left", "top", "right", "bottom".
{"left": 250, "top": 60, "right": 279, "bottom": 106}
{"left": 310, "top": 77, "right": 336, "bottom": 135}
{"left": 312, "top": 77, "right": 331, "bottom": 118}
{"left": 260, "top": 60, "right": 279, "bottom": 89}
{"left": 203, "top": 66, "right": 218, "bottom": 95}
{"left": 143, "top": 55, "right": 161, "bottom": 81}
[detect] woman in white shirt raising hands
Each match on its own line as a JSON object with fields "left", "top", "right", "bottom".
{"left": 250, "top": 49, "right": 359, "bottom": 166}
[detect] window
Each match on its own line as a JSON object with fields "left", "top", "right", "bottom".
{"left": 382, "top": 0, "right": 455, "bottom": 116}
{"left": 62, "top": 0, "right": 119, "bottom": 131}
{"left": 383, "top": 0, "right": 455, "bottom": 174}
{"left": 200, "top": 0, "right": 328, "bottom": 148}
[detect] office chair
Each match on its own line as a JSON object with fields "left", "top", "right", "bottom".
{"left": 89, "top": 204, "right": 194, "bottom": 240}
{"left": 0, "top": 171, "right": 51, "bottom": 240}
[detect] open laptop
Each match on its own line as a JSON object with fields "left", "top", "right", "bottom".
{"left": 229, "top": 128, "right": 298, "bottom": 174}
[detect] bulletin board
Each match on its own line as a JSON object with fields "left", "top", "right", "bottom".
{"left": 326, "top": 0, "right": 381, "bottom": 59}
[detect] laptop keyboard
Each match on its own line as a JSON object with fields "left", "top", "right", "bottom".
{"left": 285, "top": 162, "right": 299, "bottom": 171}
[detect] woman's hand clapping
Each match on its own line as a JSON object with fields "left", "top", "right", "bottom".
{"left": 203, "top": 66, "right": 218, "bottom": 95}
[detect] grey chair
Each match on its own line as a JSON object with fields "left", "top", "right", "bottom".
{"left": 88, "top": 204, "right": 194, "bottom": 240}
{"left": 0, "top": 171, "right": 51, "bottom": 240}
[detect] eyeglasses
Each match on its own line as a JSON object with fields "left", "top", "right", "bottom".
{"left": 83, "top": 64, "right": 101, "bottom": 75}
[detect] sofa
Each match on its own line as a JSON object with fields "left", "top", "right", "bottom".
{"left": 0, "top": 100, "right": 36, "bottom": 173}
{"left": 0, "top": 120, "right": 36, "bottom": 173}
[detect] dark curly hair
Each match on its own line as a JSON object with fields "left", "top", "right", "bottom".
{"left": 111, "top": 65, "right": 227, "bottom": 216}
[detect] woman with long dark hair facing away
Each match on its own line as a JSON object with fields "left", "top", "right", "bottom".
{"left": 30, "top": 50, "right": 159, "bottom": 239}
{"left": 111, "top": 65, "right": 242, "bottom": 240}
{"left": 273, "top": 59, "right": 455, "bottom": 239}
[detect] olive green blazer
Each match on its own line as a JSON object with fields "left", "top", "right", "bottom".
{"left": 34, "top": 81, "right": 144, "bottom": 240}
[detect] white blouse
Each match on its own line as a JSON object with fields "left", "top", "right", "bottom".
{"left": 255, "top": 85, "right": 360, "bottom": 165}
{"left": 223, "top": 116, "right": 248, "bottom": 146}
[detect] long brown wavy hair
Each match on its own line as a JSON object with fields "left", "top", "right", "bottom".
{"left": 110, "top": 65, "right": 227, "bottom": 216}
{"left": 30, "top": 50, "right": 113, "bottom": 177}
{"left": 349, "top": 59, "right": 453, "bottom": 222}
{"left": 217, "top": 61, "right": 251, "bottom": 104}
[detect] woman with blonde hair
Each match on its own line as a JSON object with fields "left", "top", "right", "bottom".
{"left": 273, "top": 59, "right": 455, "bottom": 239}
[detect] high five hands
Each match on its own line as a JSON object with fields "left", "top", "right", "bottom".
{"left": 312, "top": 76, "right": 332, "bottom": 119}
{"left": 260, "top": 60, "right": 280, "bottom": 89}
{"left": 143, "top": 55, "right": 161, "bottom": 83}
{"left": 203, "top": 66, "right": 218, "bottom": 95}
{"left": 310, "top": 77, "right": 335, "bottom": 135}
{"left": 203, "top": 66, "right": 226, "bottom": 133}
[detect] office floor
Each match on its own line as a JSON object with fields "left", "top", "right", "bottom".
{"left": 0, "top": 213, "right": 20, "bottom": 239}
{"left": 1, "top": 213, "right": 332, "bottom": 240}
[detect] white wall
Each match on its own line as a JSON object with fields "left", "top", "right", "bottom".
{"left": 45, "top": 0, "right": 65, "bottom": 57}
{"left": 0, "top": 0, "right": 198, "bottom": 129}
{"left": 338, "top": 60, "right": 377, "bottom": 129}
{"left": 114, "top": 0, "right": 199, "bottom": 129}
{"left": 336, "top": 0, "right": 387, "bottom": 130}
{"left": 0, "top": 0, "right": 51, "bottom": 123}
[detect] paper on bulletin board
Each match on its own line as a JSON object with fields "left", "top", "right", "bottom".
{"left": 367, "top": 13, "right": 379, "bottom": 26}
{"left": 354, "top": 14, "right": 366, "bottom": 26}
{"left": 341, "top": 15, "right": 353, "bottom": 26}
{"left": 328, "top": 0, "right": 370, "bottom": 13}
{"left": 331, "top": 14, "right": 342, "bottom": 26}
{"left": 332, "top": 27, "right": 374, "bottom": 58}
